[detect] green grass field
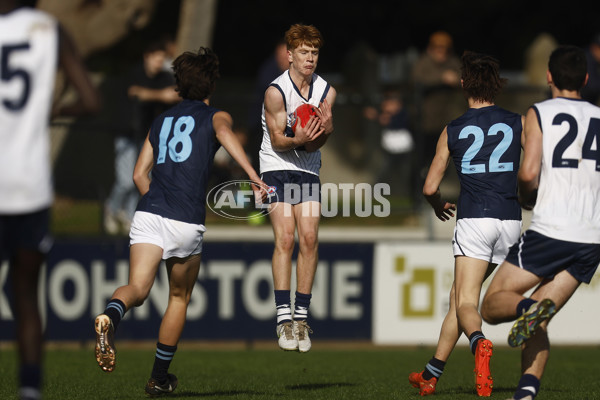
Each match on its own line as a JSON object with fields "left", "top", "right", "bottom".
{"left": 2, "top": 344, "right": 600, "bottom": 399}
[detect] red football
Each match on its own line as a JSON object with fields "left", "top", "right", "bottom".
{"left": 291, "top": 103, "right": 317, "bottom": 133}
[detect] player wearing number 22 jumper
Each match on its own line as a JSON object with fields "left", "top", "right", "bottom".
{"left": 94, "top": 47, "right": 265, "bottom": 396}
{"left": 410, "top": 51, "right": 524, "bottom": 397}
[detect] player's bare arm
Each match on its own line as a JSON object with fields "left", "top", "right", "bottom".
{"left": 518, "top": 107, "right": 543, "bottom": 210}
{"left": 423, "top": 127, "right": 456, "bottom": 221}
{"left": 53, "top": 24, "right": 101, "bottom": 117}
{"left": 213, "top": 111, "right": 267, "bottom": 200}
{"left": 128, "top": 85, "right": 180, "bottom": 104}
{"left": 264, "top": 86, "right": 322, "bottom": 152}
{"left": 132, "top": 133, "right": 154, "bottom": 196}
{"left": 305, "top": 88, "right": 336, "bottom": 152}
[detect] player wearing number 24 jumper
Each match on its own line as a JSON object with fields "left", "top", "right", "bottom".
{"left": 481, "top": 45, "right": 600, "bottom": 400}
{"left": 94, "top": 47, "right": 266, "bottom": 395}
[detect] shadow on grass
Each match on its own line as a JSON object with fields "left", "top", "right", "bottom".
{"left": 444, "top": 385, "right": 515, "bottom": 396}
{"left": 169, "top": 390, "right": 268, "bottom": 398}
{"left": 165, "top": 382, "right": 357, "bottom": 397}
{"left": 286, "top": 382, "right": 358, "bottom": 391}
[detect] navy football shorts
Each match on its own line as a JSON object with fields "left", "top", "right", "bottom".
{"left": 504, "top": 229, "right": 600, "bottom": 284}
{"left": 261, "top": 170, "right": 321, "bottom": 205}
{"left": 0, "top": 208, "right": 52, "bottom": 259}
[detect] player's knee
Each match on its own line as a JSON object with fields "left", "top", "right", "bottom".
{"left": 169, "top": 286, "right": 193, "bottom": 304}
{"left": 455, "top": 292, "right": 477, "bottom": 310}
{"left": 275, "top": 232, "right": 295, "bottom": 253}
{"left": 129, "top": 284, "right": 152, "bottom": 307}
{"left": 131, "top": 297, "right": 146, "bottom": 308}
{"left": 299, "top": 231, "right": 318, "bottom": 252}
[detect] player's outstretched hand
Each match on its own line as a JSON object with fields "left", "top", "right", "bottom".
{"left": 250, "top": 177, "right": 268, "bottom": 204}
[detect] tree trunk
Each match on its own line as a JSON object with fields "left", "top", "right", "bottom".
{"left": 175, "top": 0, "right": 217, "bottom": 53}
{"left": 37, "top": 0, "right": 157, "bottom": 57}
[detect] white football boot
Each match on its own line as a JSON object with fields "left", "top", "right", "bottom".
{"left": 276, "top": 321, "right": 298, "bottom": 351}
{"left": 294, "top": 320, "right": 313, "bottom": 353}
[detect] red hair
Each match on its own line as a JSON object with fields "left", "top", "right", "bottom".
{"left": 285, "top": 24, "right": 324, "bottom": 50}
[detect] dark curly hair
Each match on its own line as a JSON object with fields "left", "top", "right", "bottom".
{"left": 172, "top": 47, "right": 220, "bottom": 101}
{"left": 460, "top": 51, "right": 507, "bottom": 103}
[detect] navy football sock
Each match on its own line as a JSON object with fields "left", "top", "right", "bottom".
{"left": 19, "top": 363, "right": 41, "bottom": 391}
{"left": 151, "top": 342, "right": 177, "bottom": 384}
{"left": 516, "top": 298, "right": 536, "bottom": 318}
{"left": 103, "top": 298, "right": 126, "bottom": 331}
{"left": 513, "top": 373, "right": 540, "bottom": 399}
{"left": 469, "top": 330, "right": 485, "bottom": 355}
{"left": 274, "top": 290, "right": 292, "bottom": 324}
{"left": 422, "top": 357, "right": 445, "bottom": 381}
{"left": 294, "top": 291, "right": 312, "bottom": 321}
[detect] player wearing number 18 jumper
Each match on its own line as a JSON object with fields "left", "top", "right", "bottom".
{"left": 94, "top": 47, "right": 265, "bottom": 396}
{"left": 409, "top": 51, "right": 524, "bottom": 397}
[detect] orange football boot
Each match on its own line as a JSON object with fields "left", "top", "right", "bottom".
{"left": 409, "top": 371, "right": 437, "bottom": 396}
{"left": 474, "top": 339, "right": 493, "bottom": 396}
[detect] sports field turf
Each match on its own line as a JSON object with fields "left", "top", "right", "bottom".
{"left": 2, "top": 344, "right": 600, "bottom": 399}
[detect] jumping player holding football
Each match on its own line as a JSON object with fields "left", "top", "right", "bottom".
{"left": 259, "top": 23, "right": 336, "bottom": 352}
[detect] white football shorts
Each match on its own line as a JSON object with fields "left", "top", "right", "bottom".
{"left": 129, "top": 211, "right": 206, "bottom": 260}
{"left": 452, "top": 218, "right": 521, "bottom": 265}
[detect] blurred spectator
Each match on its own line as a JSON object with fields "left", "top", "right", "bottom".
{"left": 246, "top": 37, "right": 289, "bottom": 172}
{"left": 364, "top": 89, "right": 414, "bottom": 197}
{"left": 343, "top": 40, "right": 381, "bottom": 170}
{"left": 104, "top": 39, "right": 179, "bottom": 235}
{"left": 411, "top": 31, "right": 463, "bottom": 179}
{"left": 523, "top": 32, "right": 558, "bottom": 87}
{"left": 160, "top": 33, "right": 178, "bottom": 73}
{"left": 581, "top": 32, "right": 600, "bottom": 106}
{"left": 412, "top": 31, "right": 461, "bottom": 88}
{"left": 211, "top": 128, "right": 251, "bottom": 185}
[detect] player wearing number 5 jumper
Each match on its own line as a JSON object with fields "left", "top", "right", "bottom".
{"left": 409, "top": 51, "right": 524, "bottom": 397}
{"left": 94, "top": 47, "right": 266, "bottom": 395}
{"left": 259, "top": 23, "right": 336, "bottom": 353}
{"left": 481, "top": 45, "right": 600, "bottom": 400}
{"left": 1, "top": 1, "right": 100, "bottom": 399}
